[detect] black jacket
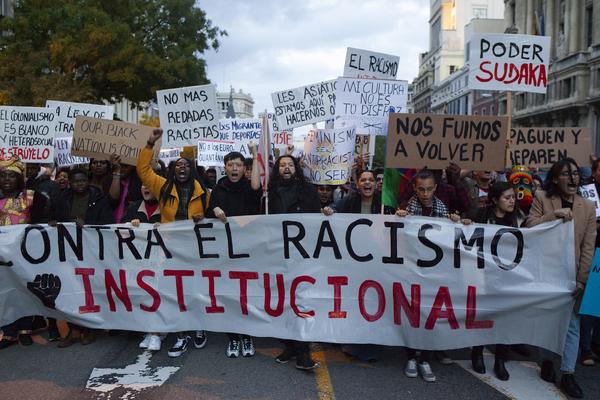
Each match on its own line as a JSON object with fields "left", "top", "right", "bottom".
{"left": 334, "top": 193, "right": 394, "bottom": 215}
{"left": 121, "top": 199, "right": 161, "bottom": 224}
{"left": 51, "top": 185, "right": 114, "bottom": 224}
{"left": 206, "top": 177, "right": 261, "bottom": 218}
{"left": 267, "top": 180, "right": 321, "bottom": 214}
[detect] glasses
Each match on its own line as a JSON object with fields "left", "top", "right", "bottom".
{"left": 560, "top": 170, "right": 580, "bottom": 178}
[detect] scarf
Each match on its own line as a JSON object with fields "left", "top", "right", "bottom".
{"left": 406, "top": 195, "right": 448, "bottom": 218}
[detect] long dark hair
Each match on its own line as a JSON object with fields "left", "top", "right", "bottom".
{"left": 268, "top": 155, "right": 310, "bottom": 190}
{"left": 477, "top": 181, "right": 519, "bottom": 226}
{"left": 159, "top": 157, "right": 204, "bottom": 205}
{"left": 543, "top": 157, "right": 580, "bottom": 198}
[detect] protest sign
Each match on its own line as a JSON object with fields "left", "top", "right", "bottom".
{"left": 0, "top": 106, "right": 57, "bottom": 163}
{"left": 159, "top": 148, "right": 182, "bottom": 165}
{"left": 303, "top": 126, "right": 356, "bottom": 184}
{"left": 46, "top": 100, "right": 113, "bottom": 138}
{"left": 385, "top": 113, "right": 509, "bottom": 170}
{"left": 343, "top": 47, "right": 400, "bottom": 80}
{"left": 156, "top": 84, "right": 219, "bottom": 147}
{"left": 508, "top": 127, "right": 591, "bottom": 168}
{"left": 469, "top": 33, "right": 551, "bottom": 93}
{"left": 197, "top": 118, "right": 261, "bottom": 167}
{"left": 0, "top": 216, "right": 574, "bottom": 353}
{"left": 579, "top": 184, "right": 600, "bottom": 218}
{"left": 260, "top": 112, "right": 293, "bottom": 158}
{"left": 271, "top": 80, "right": 337, "bottom": 130}
{"left": 580, "top": 249, "right": 600, "bottom": 318}
{"left": 72, "top": 117, "right": 159, "bottom": 166}
{"left": 355, "top": 134, "right": 375, "bottom": 169}
{"left": 336, "top": 78, "right": 408, "bottom": 135}
{"left": 54, "top": 137, "right": 89, "bottom": 167}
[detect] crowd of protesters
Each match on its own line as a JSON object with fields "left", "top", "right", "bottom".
{"left": 1, "top": 127, "right": 599, "bottom": 398}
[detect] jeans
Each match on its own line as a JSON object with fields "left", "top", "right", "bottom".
{"left": 580, "top": 315, "right": 600, "bottom": 351}
{"left": 560, "top": 312, "right": 581, "bottom": 373}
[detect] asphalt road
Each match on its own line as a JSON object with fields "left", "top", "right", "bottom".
{"left": 1, "top": 330, "right": 599, "bottom": 400}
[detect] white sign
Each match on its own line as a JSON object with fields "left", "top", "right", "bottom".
{"left": 46, "top": 100, "right": 114, "bottom": 138}
{"left": 469, "top": 33, "right": 551, "bottom": 94}
{"left": 0, "top": 106, "right": 58, "bottom": 163}
{"left": 343, "top": 47, "right": 400, "bottom": 79}
{"left": 159, "top": 148, "right": 181, "bottom": 165}
{"left": 197, "top": 118, "right": 261, "bottom": 167}
{"left": 260, "top": 112, "right": 293, "bottom": 159}
{"left": 0, "top": 216, "right": 574, "bottom": 353}
{"left": 55, "top": 137, "right": 89, "bottom": 167}
{"left": 303, "top": 126, "right": 356, "bottom": 185}
{"left": 271, "top": 80, "right": 337, "bottom": 130}
{"left": 156, "top": 84, "right": 219, "bottom": 147}
{"left": 335, "top": 78, "right": 408, "bottom": 135}
{"left": 580, "top": 184, "right": 600, "bottom": 218}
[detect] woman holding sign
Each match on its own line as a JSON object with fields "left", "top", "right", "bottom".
{"left": 526, "top": 158, "right": 596, "bottom": 399}
{"left": 138, "top": 128, "right": 209, "bottom": 358}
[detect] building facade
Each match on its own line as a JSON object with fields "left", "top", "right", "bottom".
{"left": 217, "top": 87, "right": 254, "bottom": 119}
{"left": 506, "top": 0, "right": 600, "bottom": 152}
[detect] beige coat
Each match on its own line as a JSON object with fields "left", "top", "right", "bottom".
{"left": 526, "top": 190, "right": 596, "bottom": 288}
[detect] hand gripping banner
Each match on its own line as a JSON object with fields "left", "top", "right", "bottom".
{"left": 0, "top": 215, "right": 574, "bottom": 353}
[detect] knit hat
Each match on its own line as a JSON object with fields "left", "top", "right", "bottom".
{"left": 509, "top": 165, "right": 533, "bottom": 212}
{"left": 0, "top": 156, "right": 25, "bottom": 175}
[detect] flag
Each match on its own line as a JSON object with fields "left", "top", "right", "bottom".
{"left": 257, "top": 111, "right": 271, "bottom": 192}
{"left": 381, "top": 168, "right": 416, "bottom": 209}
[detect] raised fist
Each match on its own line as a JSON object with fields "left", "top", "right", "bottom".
{"left": 27, "top": 273, "right": 61, "bottom": 309}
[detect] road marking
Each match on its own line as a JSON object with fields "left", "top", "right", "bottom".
{"left": 86, "top": 351, "right": 179, "bottom": 398}
{"left": 311, "top": 345, "right": 336, "bottom": 400}
{"left": 455, "top": 351, "right": 567, "bottom": 400}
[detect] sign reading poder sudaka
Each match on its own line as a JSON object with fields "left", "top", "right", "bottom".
{"left": 385, "top": 113, "right": 508, "bottom": 170}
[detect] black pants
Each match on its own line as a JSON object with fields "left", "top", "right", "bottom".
{"left": 405, "top": 348, "right": 432, "bottom": 362}
{"left": 472, "top": 344, "right": 509, "bottom": 360}
{"left": 1, "top": 316, "right": 34, "bottom": 339}
{"left": 281, "top": 339, "right": 310, "bottom": 355}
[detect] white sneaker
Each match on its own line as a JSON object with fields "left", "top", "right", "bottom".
{"left": 418, "top": 361, "right": 436, "bottom": 382}
{"left": 168, "top": 337, "right": 189, "bottom": 358}
{"left": 139, "top": 333, "right": 151, "bottom": 349}
{"left": 405, "top": 358, "right": 418, "bottom": 378}
{"left": 147, "top": 335, "right": 161, "bottom": 351}
{"left": 241, "top": 336, "right": 255, "bottom": 357}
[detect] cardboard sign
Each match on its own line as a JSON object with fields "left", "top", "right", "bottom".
{"left": 260, "top": 112, "right": 293, "bottom": 159}
{"left": 343, "top": 47, "right": 399, "bottom": 79}
{"left": 303, "top": 126, "right": 356, "bottom": 185}
{"left": 580, "top": 249, "right": 600, "bottom": 318}
{"left": 509, "top": 127, "right": 591, "bottom": 168}
{"left": 335, "top": 77, "right": 408, "bottom": 135}
{"left": 46, "top": 100, "right": 113, "bottom": 138}
{"left": 355, "top": 134, "right": 375, "bottom": 169}
{"left": 385, "top": 113, "right": 509, "bottom": 170}
{"left": 156, "top": 84, "right": 219, "bottom": 147}
{"left": 197, "top": 118, "right": 261, "bottom": 167}
{"left": 54, "top": 137, "right": 89, "bottom": 167}
{"left": 72, "top": 117, "right": 159, "bottom": 166}
{"left": 0, "top": 106, "right": 58, "bottom": 163}
{"left": 469, "top": 33, "right": 551, "bottom": 93}
{"left": 271, "top": 80, "right": 337, "bottom": 130}
{"left": 580, "top": 184, "right": 600, "bottom": 218}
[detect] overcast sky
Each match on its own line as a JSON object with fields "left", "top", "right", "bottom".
{"left": 201, "top": 0, "right": 430, "bottom": 118}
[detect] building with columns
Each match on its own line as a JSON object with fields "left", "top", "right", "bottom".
{"left": 505, "top": 0, "right": 600, "bottom": 152}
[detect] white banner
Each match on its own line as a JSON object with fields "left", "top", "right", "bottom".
{"left": 156, "top": 84, "right": 219, "bottom": 148}
{"left": 343, "top": 47, "right": 399, "bottom": 80}
{"left": 335, "top": 78, "right": 408, "bottom": 135}
{"left": 54, "top": 137, "right": 89, "bottom": 167}
{"left": 46, "top": 100, "right": 114, "bottom": 138}
{"left": 271, "top": 80, "right": 337, "bottom": 130}
{"left": 197, "top": 118, "right": 261, "bottom": 167}
{"left": 468, "top": 33, "right": 551, "bottom": 94}
{"left": 580, "top": 184, "right": 600, "bottom": 218}
{"left": 0, "top": 215, "right": 574, "bottom": 353}
{"left": 303, "top": 127, "right": 356, "bottom": 185}
{"left": 0, "top": 106, "right": 58, "bottom": 163}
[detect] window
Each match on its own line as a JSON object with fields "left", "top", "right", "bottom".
{"left": 490, "top": 105, "right": 495, "bottom": 115}
{"left": 586, "top": 6, "right": 593, "bottom": 48}
{"left": 558, "top": 0, "right": 566, "bottom": 40}
{"left": 472, "top": 6, "right": 487, "bottom": 19}
{"left": 482, "top": 107, "right": 487, "bottom": 115}
{"left": 465, "top": 41, "right": 470, "bottom": 62}
{"left": 431, "top": 17, "right": 441, "bottom": 50}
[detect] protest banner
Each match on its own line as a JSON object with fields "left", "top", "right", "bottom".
{"left": 197, "top": 118, "right": 261, "bottom": 167}
{"left": 580, "top": 249, "right": 600, "bottom": 318}
{"left": 54, "top": 137, "right": 89, "bottom": 167}
{"left": 579, "top": 184, "right": 600, "bottom": 218}
{"left": 260, "top": 112, "right": 293, "bottom": 158}
{"left": 156, "top": 84, "right": 219, "bottom": 147}
{"left": 72, "top": 117, "right": 159, "bottom": 166}
{"left": 0, "top": 215, "right": 574, "bottom": 353}
{"left": 0, "top": 106, "right": 57, "bottom": 163}
{"left": 271, "top": 80, "right": 337, "bottom": 130}
{"left": 303, "top": 126, "right": 356, "bottom": 185}
{"left": 46, "top": 100, "right": 114, "bottom": 138}
{"left": 468, "top": 33, "right": 551, "bottom": 94}
{"left": 508, "top": 127, "right": 591, "bottom": 168}
{"left": 343, "top": 47, "right": 400, "bottom": 80}
{"left": 385, "top": 113, "right": 509, "bottom": 170}
{"left": 336, "top": 78, "right": 408, "bottom": 135}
